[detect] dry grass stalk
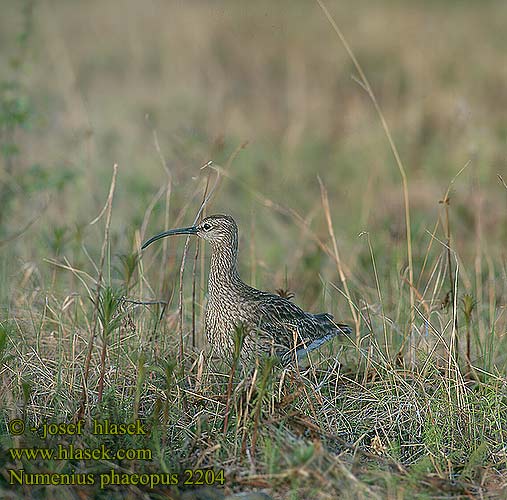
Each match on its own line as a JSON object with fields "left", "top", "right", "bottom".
{"left": 318, "top": 178, "right": 359, "bottom": 340}
{"left": 150, "top": 127, "right": 173, "bottom": 267}
{"left": 77, "top": 163, "right": 118, "bottom": 420}
{"left": 192, "top": 173, "right": 211, "bottom": 349}
{"left": 175, "top": 164, "right": 219, "bottom": 367}
{"left": 315, "top": 0, "right": 415, "bottom": 366}
{"left": 440, "top": 194, "right": 459, "bottom": 359}
{"left": 191, "top": 237, "right": 200, "bottom": 349}
{"left": 170, "top": 145, "right": 245, "bottom": 365}
{"left": 223, "top": 325, "right": 245, "bottom": 435}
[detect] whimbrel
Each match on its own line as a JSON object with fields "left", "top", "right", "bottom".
{"left": 142, "top": 214, "right": 351, "bottom": 363}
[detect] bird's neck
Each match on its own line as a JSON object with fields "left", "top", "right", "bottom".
{"left": 208, "top": 244, "right": 243, "bottom": 294}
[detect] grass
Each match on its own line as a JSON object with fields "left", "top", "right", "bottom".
{"left": 1, "top": 0, "right": 507, "bottom": 498}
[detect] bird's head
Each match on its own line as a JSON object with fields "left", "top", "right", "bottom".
{"left": 142, "top": 214, "right": 238, "bottom": 250}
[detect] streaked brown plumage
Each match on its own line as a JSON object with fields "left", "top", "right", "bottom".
{"left": 142, "top": 214, "right": 351, "bottom": 363}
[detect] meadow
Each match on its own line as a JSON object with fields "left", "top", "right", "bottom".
{"left": 1, "top": 1, "right": 507, "bottom": 498}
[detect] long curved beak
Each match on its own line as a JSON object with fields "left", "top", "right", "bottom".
{"left": 141, "top": 225, "right": 198, "bottom": 250}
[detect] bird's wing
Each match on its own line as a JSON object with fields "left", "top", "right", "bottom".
{"left": 254, "top": 293, "right": 350, "bottom": 359}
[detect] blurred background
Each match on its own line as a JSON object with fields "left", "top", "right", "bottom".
{"left": 1, "top": 0, "right": 506, "bottom": 321}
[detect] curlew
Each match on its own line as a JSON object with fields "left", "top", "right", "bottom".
{"left": 142, "top": 214, "right": 351, "bottom": 364}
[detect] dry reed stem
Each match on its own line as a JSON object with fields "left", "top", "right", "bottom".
{"left": 151, "top": 182, "right": 209, "bottom": 323}
{"left": 167, "top": 144, "right": 247, "bottom": 359}
{"left": 416, "top": 216, "right": 442, "bottom": 293}
{"left": 77, "top": 163, "right": 118, "bottom": 420}
{"left": 208, "top": 166, "right": 352, "bottom": 281}
{"left": 318, "top": 177, "right": 359, "bottom": 338}
{"left": 96, "top": 328, "right": 108, "bottom": 404}
{"left": 360, "top": 231, "right": 390, "bottom": 361}
{"left": 436, "top": 164, "right": 469, "bottom": 363}
{"left": 191, "top": 237, "right": 200, "bottom": 349}
{"left": 315, "top": 0, "right": 415, "bottom": 367}
{"left": 151, "top": 127, "right": 173, "bottom": 271}
{"left": 176, "top": 164, "right": 220, "bottom": 367}
{"left": 223, "top": 361, "right": 238, "bottom": 436}
{"left": 474, "top": 178, "right": 485, "bottom": 343}
{"left": 197, "top": 141, "right": 248, "bottom": 214}
{"left": 422, "top": 230, "right": 462, "bottom": 379}
{"left": 441, "top": 195, "right": 459, "bottom": 359}
{"left": 192, "top": 174, "right": 211, "bottom": 348}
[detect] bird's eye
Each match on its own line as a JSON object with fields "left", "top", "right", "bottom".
{"left": 202, "top": 223, "right": 212, "bottom": 231}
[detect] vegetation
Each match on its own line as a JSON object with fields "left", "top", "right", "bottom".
{"left": 1, "top": 1, "right": 506, "bottom": 498}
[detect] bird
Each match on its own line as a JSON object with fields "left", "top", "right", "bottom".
{"left": 142, "top": 214, "right": 351, "bottom": 364}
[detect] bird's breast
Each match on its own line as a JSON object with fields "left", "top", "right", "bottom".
{"left": 205, "top": 293, "right": 257, "bottom": 345}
